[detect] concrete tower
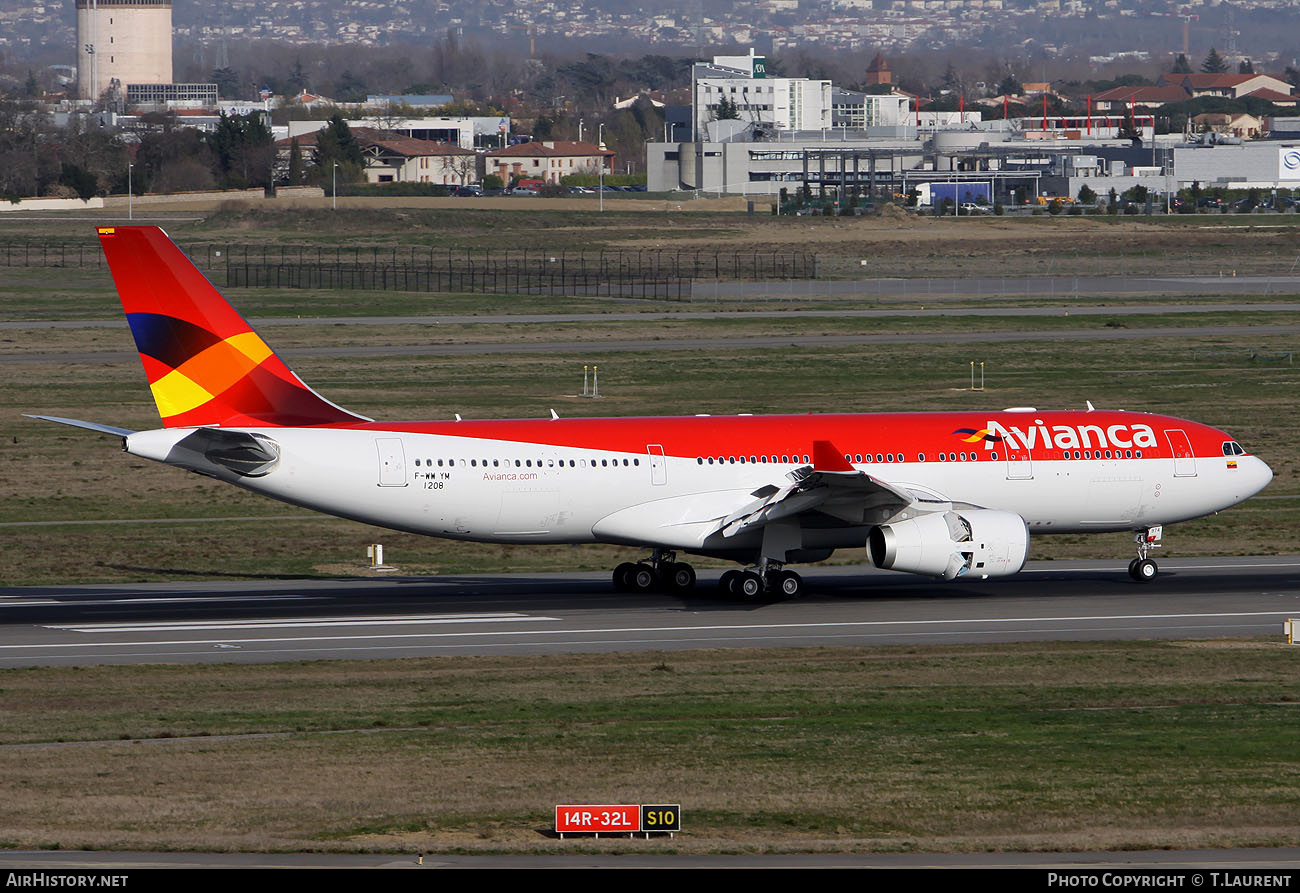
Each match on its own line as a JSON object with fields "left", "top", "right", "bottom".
{"left": 76, "top": 0, "right": 173, "bottom": 101}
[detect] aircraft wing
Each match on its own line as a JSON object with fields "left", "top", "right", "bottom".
{"left": 713, "top": 463, "right": 916, "bottom": 538}
{"left": 711, "top": 440, "right": 918, "bottom": 539}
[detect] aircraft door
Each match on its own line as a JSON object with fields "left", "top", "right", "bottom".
{"left": 1004, "top": 442, "right": 1033, "bottom": 480}
{"left": 376, "top": 437, "right": 408, "bottom": 487}
{"left": 647, "top": 444, "right": 667, "bottom": 486}
{"left": 1164, "top": 429, "right": 1197, "bottom": 477}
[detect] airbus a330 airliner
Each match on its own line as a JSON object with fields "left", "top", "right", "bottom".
{"left": 29, "top": 226, "right": 1273, "bottom": 598}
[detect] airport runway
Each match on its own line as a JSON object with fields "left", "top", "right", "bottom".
{"left": 6, "top": 323, "right": 1300, "bottom": 365}
{"left": 4, "top": 300, "right": 1298, "bottom": 331}
{"left": 1, "top": 556, "right": 1297, "bottom": 667}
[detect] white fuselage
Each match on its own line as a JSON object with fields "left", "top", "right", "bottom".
{"left": 124, "top": 424, "right": 1273, "bottom": 559}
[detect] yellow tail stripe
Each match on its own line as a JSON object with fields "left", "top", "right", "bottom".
{"left": 150, "top": 369, "right": 215, "bottom": 419}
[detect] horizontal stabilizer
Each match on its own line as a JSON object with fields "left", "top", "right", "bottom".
{"left": 24, "top": 414, "right": 135, "bottom": 437}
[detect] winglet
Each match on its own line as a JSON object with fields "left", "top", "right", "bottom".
{"left": 97, "top": 226, "right": 369, "bottom": 428}
{"left": 811, "top": 440, "right": 856, "bottom": 473}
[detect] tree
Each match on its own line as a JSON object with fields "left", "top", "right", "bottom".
{"left": 996, "top": 73, "right": 1022, "bottom": 97}
{"left": 1238, "top": 59, "right": 1255, "bottom": 75}
{"left": 714, "top": 96, "right": 740, "bottom": 120}
{"left": 58, "top": 163, "right": 98, "bottom": 201}
{"left": 940, "top": 61, "right": 964, "bottom": 96}
{"left": 1171, "top": 54, "right": 1193, "bottom": 74}
{"left": 135, "top": 128, "right": 216, "bottom": 193}
{"left": 206, "top": 112, "right": 275, "bottom": 189}
{"left": 310, "top": 114, "right": 365, "bottom": 187}
{"left": 211, "top": 67, "right": 242, "bottom": 100}
{"left": 285, "top": 58, "right": 310, "bottom": 96}
{"left": 286, "top": 138, "right": 304, "bottom": 185}
{"left": 1201, "top": 48, "right": 1229, "bottom": 74}
{"left": 1122, "top": 184, "right": 1150, "bottom": 204}
{"left": 1077, "top": 184, "right": 1097, "bottom": 205}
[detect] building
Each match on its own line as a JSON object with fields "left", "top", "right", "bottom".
{"left": 1173, "top": 141, "right": 1300, "bottom": 189}
{"left": 275, "top": 127, "right": 478, "bottom": 186}
{"left": 693, "top": 48, "right": 832, "bottom": 140}
{"left": 1156, "top": 73, "right": 1294, "bottom": 101}
{"left": 127, "top": 83, "right": 217, "bottom": 106}
{"left": 284, "top": 116, "right": 509, "bottom": 152}
{"left": 1190, "top": 113, "right": 1264, "bottom": 139}
{"left": 831, "top": 88, "right": 909, "bottom": 129}
{"left": 76, "top": 0, "right": 172, "bottom": 102}
{"left": 863, "top": 53, "right": 892, "bottom": 86}
{"left": 1090, "top": 86, "right": 1190, "bottom": 113}
{"left": 484, "top": 141, "right": 614, "bottom": 184}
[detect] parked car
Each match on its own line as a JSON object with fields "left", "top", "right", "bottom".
{"left": 452, "top": 185, "right": 482, "bottom": 197}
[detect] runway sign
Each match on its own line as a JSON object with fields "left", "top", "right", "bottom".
{"left": 555, "top": 804, "right": 681, "bottom": 837}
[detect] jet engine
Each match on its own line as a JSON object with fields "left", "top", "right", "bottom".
{"left": 867, "top": 510, "right": 1029, "bottom": 580}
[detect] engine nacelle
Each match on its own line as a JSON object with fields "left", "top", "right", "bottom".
{"left": 867, "top": 510, "right": 1029, "bottom": 580}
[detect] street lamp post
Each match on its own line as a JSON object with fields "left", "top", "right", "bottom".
{"left": 332, "top": 162, "right": 339, "bottom": 211}
{"left": 127, "top": 162, "right": 133, "bottom": 220}
{"left": 598, "top": 123, "right": 605, "bottom": 213}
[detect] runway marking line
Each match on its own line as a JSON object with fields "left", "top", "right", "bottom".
{"left": 4, "top": 610, "right": 1292, "bottom": 650}
{"left": 44, "top": 612, "right": 556, "bottom": 633}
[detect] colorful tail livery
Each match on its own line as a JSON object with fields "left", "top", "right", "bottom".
{"left": 28, "top": 226, "right": 1273, "bottom": 596}
{"left": 96, "top": 226, "right": 366, "bottom": 428}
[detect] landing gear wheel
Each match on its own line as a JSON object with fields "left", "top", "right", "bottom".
{"left": 1127, "top": 558, "right": 1140, "bottom": 579}
{"left": 613, "top": 562, "right": 638, "bottom": 592}
{"left": 737, "top": 571, "right": 765, "bottom": 601}
{"left": 719, "top": 569, "right": 741, "bottom": 596}
{"left": 629, "top": 563, "right": 659, "bottom": 592}
{"left": 775, "top": 570, "right": 802, "bottom": 599}
{"left": 665, "top": 562, "right": 696, "bottom": 594}
{"left": 1133, "top": 558, "right": 1159, "bottom": 582}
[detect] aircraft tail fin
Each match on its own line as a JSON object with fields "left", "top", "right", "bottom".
{"left": 96, "top": 226, "right": 368, "bottom": 428}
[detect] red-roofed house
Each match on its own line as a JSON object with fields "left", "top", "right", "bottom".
{"left": 276, "top": 127, "right": 478, "bottom": 185}
{"left": 1091, "top": 85, "right": 1190, "bottom": 112}
{"left": 1156, "top": 73, "right": 1293, "bottom": 100}
{"left": 1244, "top": 88, "right": 1297, "bottom": 108}
{"left": 484, "top": 141, "right": 614, "bottom": 184}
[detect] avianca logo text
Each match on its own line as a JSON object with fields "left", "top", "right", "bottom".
{"left": 978, "top": 419, "right": 1159, "bottom": 451}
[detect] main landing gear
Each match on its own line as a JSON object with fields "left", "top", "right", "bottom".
{"left": 613, "top": 550, "right": 697, "bottom": 594}
{"left": 1127, "top": 526, "right": 1162, "bottom": 583}
{"left": 718, "top": 562, "right": 803, "bottom": 602}
{"left": 611, "top": 553, "right": 803, "bottom": 601}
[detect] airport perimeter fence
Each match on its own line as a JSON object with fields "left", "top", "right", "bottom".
{"left": 0, "top": 241, "right": 816, "bottom": 301}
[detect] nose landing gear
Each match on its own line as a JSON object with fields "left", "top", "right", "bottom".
{"left": 1128, "top": 527, "right": 1162, "bottom": 582}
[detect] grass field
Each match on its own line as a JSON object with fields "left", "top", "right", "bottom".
{"left": 1, "top": 641, "right": 1297, "bottom": 854}
{"left": 1, "top": 207, "right": 1298, "bottom": 855}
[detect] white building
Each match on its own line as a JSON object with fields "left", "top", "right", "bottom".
{"left": 76, "top": 0, "right": 172, "bottom": 102}
{"left": 693, "top": 48, "right": 832, "bottom": 139}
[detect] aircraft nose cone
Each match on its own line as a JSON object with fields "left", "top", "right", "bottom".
{"left": 1257, "top": 457, "right": 1274, "bottom": 492}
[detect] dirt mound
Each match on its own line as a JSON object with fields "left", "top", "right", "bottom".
{"left": 874, "top": 202, "right": 910, "bottom": 221}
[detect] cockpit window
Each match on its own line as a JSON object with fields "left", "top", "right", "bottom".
{"left": 1222, "top": 441, "right": 1246, "bottom": 456}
